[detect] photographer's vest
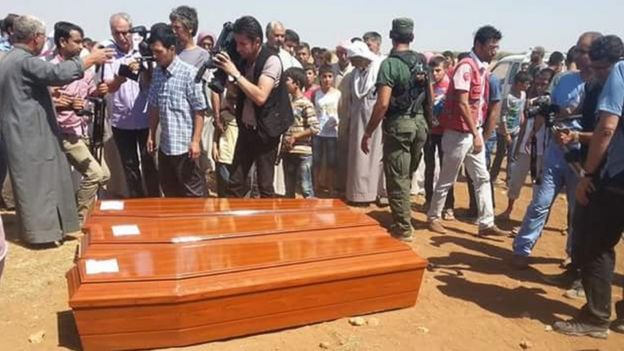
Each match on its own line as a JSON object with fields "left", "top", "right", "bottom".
{"left": 438, "top": 57, "right": 489, "bottom": 133}
{"left": 236, "top": 46, "right": 294, "bottom": 141}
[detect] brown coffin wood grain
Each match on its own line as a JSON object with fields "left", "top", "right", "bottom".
{"left": 68, "top": 198, "right": 428, "bottom": 351}
{"left": 82, "top": 209, "right": 377, "bottom": 246}
{"left": 89, "top": 198, "right": 348, "bottom": 219}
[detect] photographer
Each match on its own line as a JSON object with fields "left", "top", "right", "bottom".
{"left": 553, "top": 35, "right": 624, "bottom": 339}
{"left": 214, "top": 16, "right": 293, "bottom": 198}
{"left": 50, "top": 21, "right": 110, "bottom": 223}
{"left": 0, "top": 15, "right": 113, "bottom": 246}
{"left": 146, "top": 25, "right": 207, "bottom": 197}
{"left": 103, "top": 12, "right": 159, "bottom": 198}
{"left": 511, "top": 32, "right": 602, "bottom": 270}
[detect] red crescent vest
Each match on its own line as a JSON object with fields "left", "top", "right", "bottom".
{"left": 439, "top": 56, "right": 490, "bottom": 133}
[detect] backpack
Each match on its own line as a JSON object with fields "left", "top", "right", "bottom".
{"left": 387, "top": 52, "right": 429, "bottom": 118}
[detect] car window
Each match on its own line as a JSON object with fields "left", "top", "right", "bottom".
{"left": 492, "top": 62, "right": 510, "bottom": 84}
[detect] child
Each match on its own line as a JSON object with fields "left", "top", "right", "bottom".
{"left": 212, "top": 83, "right": 239, "bottom": 197}
{"left": 313, "top": 65, "right": 341, "bottom": 196}
{"left": 423, "top": 55, "right": 455, "bottom": 219}
{"left": 282, "top": 67, "right": 320, "bottom": 198}
{"left": 303, "top": 63, "right": 320, "bottom": 101}
{"left": 501, "top": 68, "right": 554, "bottom": 219}
{"left": 491, "top": 71, "right": 530, "bottom": 184}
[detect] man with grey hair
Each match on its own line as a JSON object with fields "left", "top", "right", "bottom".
{"left": 0, "top": 15, "right": 112, "bottom": 246}
{"left": 103, "top": 12, "right": 159, "bottom": 198}
{"left": 170, "top": 5, "right": 209, "bottom": 68}
{"left": 363, "top": 31, "right": 383, "bottom": 57}
{"left": 169, "top": 6, "right": 215, "bottom": 190}
{"left": 265, "top": 20, "right": 301, "bottom": 70}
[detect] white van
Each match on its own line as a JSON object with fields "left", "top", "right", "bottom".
{"left": 490, "top": 52, "right": 551, "bottom": 97}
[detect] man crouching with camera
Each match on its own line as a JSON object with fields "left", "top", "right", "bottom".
{"left": 50, "top": 21, "right": 110, "bottom": 224}
{"left": 213, "top": 16, "right": 293, "bottom": 198}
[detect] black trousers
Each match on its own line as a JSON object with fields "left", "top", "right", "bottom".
{"left": 112, "top": 127, "right": 159, "bottom": 198}
{"left": 574, "top": 186, "right": 624, "bottom": 327}
{"left": 424, "top": 134, "right": 454, "bottom": 209}
{"left": 226, "top": 126, "right": 279, "bottom": 198}
{"left": 158, "top": 151, "right": 207, "bottom": 197}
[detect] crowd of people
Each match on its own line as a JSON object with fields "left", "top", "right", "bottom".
{"left": 0, "top": 6, "right": 623, "bottom": 340}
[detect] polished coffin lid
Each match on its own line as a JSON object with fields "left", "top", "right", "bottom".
{"left": 89, "top": 198, "right": 348, "bottom": 218}
{"left": 82, "top": 209, "right": 377, "bottom": 246}
{"left": 68, "top": 227, "right": 427, "bottom": 309}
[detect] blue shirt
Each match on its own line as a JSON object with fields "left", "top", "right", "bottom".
{"left": 148, "top": 57, "right": 207, "bottom": 156}
{"left": 596, "top": 61, "right": 624, "bottom": 186}
{"left": 545, "top": 71, "right": 585, "bottom": 161}
{"left": 489, "top": 74, "right": 502, "bottom": 103}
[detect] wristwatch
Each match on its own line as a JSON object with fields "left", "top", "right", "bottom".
{"left": 580, "top": 169, "right": 595, "bottom": 178}
{"left": 232, "top": 72, "right": 242, "bottom": 82}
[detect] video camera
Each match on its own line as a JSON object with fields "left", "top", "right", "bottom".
{"left": 526, "top": 94, "right": 584, "bottom": 183}
{"left": 195, "top": 22, "right": 241, "bottom": 94}
{"left": 130, "top": 25, "right": 154, "bottom": 63}
{"left": 526, "top": 94, "right": 560, "bottom": 126}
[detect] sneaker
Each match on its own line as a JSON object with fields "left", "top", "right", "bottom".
{"left": 442, "top": 208, "right": 455, "bottom": 221}
{"left": 552, "top": 319, "right": 609, "bottom": 339}
{"left": 428, "top": 219, "right": 447, "bottom": 234}
{"left": 478, "top": 225, "right": 510, "bottom": 237}
{"left": 563, "top": 285, "right": 586, "bottom": 300}
{"left": 611, "top": 319, "right": 624, "bottom": 334}
{"left": 542, "top": 270, "right": 579, "bottom": 288}
{"left": 511, "top": 254, "right": 530, "bottom": 270}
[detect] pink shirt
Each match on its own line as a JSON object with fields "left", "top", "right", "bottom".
{"left": 50, "top": 55, "right": 96, "bottom": 136}
{"left": 451, "top": 52, "right": 488, "bottom": 126}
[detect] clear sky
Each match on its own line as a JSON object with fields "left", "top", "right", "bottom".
{"left": 2, "top": 0, "right": 623, "bottom": 54}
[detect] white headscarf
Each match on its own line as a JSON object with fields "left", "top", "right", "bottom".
{"left": 347, "top": 41, "right": 382, "bottom": 99}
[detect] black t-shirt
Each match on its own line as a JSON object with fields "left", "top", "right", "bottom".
{"left": 579, "top": 81, "right": 604, "bottom": 161}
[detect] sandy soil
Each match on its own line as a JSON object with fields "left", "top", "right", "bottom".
{"left": 1, "top": 176, "right": 622, "bottom": 351}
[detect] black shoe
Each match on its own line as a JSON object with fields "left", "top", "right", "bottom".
{"left": 553, "top": 319, "right": 609, "bottom": 339}
{"left": 542, "top": 269, "right": 579, "bottom": 288}
{"left": 611, "top": 319, "right": 624, "bottom": 334}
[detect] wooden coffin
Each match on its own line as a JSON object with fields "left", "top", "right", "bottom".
{"left": 89, "top": 198, "right": 348, "bottom": 219}
{"left": 82, "top": 209, "right": 377, "bottom": 248}
{"left": 68, "top": 199, "right": 427, "bottom": 351}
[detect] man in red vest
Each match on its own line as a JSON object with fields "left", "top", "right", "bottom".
{"left": 427, "top": 25, "right": 508, "bottom": 236}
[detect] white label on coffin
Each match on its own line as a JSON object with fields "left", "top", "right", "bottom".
{"left": 85, "top": 258, "right": 119, "bottom": 275}
{"left": 100, "top": 200, "right": 124, "bottom": 211}
{"left": 112, "top": 224, "right": 140, "bottom": 237}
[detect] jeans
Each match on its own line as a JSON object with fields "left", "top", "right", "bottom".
{"left": 574, "top": 187, "right": 624, "bottom": 327}
{"left": 512, "top": 144, "right": 579, "bottom": 257}
{"left": 428, "top": 129, "right": 494, "bottom": 230}
{"left": 215, "top": 162, "right": 231, "bottom": 198}
{"left": 284, "top": 153, "right": 314, "bottom": 198}
{"left": 226, "top": 127, "right": 279, "bottom": 198}
{"left": 112, "top": 127, "right": 159, "bottom": 198}
{"left": 157, "top": 151, "right": 207, "bottom": 198}
{"left": 490, "top": 130, "right": 520, "bottom": 181}
{"left": 424, "top": 134, "right": 454, "bottom": 209}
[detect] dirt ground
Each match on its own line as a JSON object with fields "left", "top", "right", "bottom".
{"left": 1, "top": 175, "right": 623, "bottom": 351}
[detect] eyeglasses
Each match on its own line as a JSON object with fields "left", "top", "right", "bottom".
{"left": 113, "top": 30, "right": 131, "bottom": 36}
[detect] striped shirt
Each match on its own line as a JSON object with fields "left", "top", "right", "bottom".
{"left": 148, "top": 57, "right": 207, "bottom": 155}
{"left": 286, "top": 96, "right": 320, "bottom": 155}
